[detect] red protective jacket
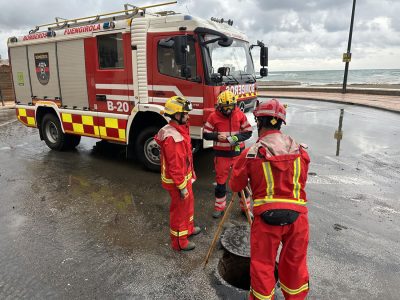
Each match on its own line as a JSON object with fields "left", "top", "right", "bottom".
{"left": 203, "top": 107, "right": 252, "bottom": 157}
{"left": 230, "top": 130, "right": 310, "bottom": 215}
{"left": 154, "top": 122, "right": 195, "bottom": 191}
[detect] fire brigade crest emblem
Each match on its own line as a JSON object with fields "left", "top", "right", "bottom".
{"left": 239, "top": 101, "right": 246, "bottom": 112}
{"left": 34, "top": 52, "right": 50, "bottom": 85}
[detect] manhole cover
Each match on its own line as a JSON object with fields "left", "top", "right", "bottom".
{"left": 221, "top": 225, "right": 250, "bottom": 258}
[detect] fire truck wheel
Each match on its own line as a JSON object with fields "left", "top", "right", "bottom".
{"left": 68, "top": 135, "right": 81, "bottom": 149}
{"left": 135, "top": 126, "right": 161, "bottom": 172}
{"left": 42, "top": 113, "right": 69, "bottom": 151}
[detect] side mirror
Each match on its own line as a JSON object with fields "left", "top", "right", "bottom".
{"left": 260, "top": 46, "right": 268, "bottom": 67}
{"left": 181, "top": 65, "right": 192, "bottom": 78}
{"left": 260, "top": 68, "right": 268, "bottom": 77}
{"left": 211, "top": 73, "right": 223, "bottom": 83}
{"left": 174, "top": 35, "right": 188, "bottom": 66}
{"left": 217, "top": 66, "right": 230, "bottom": 77}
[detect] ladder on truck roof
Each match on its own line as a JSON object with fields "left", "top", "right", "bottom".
{"left": 28, "top": 1, "right": 177, "bottom": 33}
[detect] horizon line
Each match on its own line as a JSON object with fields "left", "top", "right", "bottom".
{"left": 267, "top": 68, "right": 400, "bottom": 72}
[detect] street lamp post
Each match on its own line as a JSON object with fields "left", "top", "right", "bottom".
{"left": 342, "top": 0, "right": 357, "bottom": 93}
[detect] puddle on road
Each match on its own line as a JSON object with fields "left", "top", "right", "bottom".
{"left": 62, "top": 172, "right": 169, "bottom": 251}
{"left": 17, "top": 138, "right": 170, "bottom": 253}
{"left": 7, "top": 134, "right": 216, "bottom": 256}
{"left": 68, "top": 175, "right": 134, "bottom": 212}
{"left": 281, "top": 99, "right": 400, "bottom": 158}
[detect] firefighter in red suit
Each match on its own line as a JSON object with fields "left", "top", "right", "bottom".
{"left": 154, "top": 96, "right": 201, "bottom": 251}
{"left": 203, "top": 90, "right": 252, "bottom": 218}
{"left": 229, "top": 99, "right": 310, "bottom": 299}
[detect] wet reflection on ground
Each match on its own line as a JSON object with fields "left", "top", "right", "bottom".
{"left": 1, "top": 100, "right": 400, "bottom": 299}
{"left": 278, "top": 99, "right": 400, "bottom": 157}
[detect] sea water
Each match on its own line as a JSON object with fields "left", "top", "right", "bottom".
{"left": 261, "top": 69, "right": 400, "bottom": 85}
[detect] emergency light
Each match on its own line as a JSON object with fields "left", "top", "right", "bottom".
{"left": 103, "top": 22, "right": 115, "bottom": 29}
{"left": 46, "top": 30, "right": 56, "bottom": 37}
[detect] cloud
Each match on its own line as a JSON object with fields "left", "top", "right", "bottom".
{"left": 0, "top": 0, "right": 399, "bottom": 70}
{"left": 0, "top": 0, "right": 98, "bottom": 30}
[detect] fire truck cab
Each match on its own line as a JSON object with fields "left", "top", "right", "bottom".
{"left": 7, "top": 2, "right": 268, "bottom": 171}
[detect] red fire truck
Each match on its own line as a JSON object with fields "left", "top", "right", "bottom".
{"left": 7, "top": 1, "right": 268, "bottom": 171}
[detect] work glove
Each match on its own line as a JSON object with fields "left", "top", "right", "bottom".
{"left": 180, "top": 187, "right": 189, "bottom": 199}
{"left": 226, "top": 135, "right": 239, "bottom": 146}
{"left": 227, "top": 135, "right": 241, "bottom": 153}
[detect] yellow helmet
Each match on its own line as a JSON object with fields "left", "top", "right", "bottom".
{"left": 163, "top": 96, "right": 193, "bottom": 116}
{"left": 217, "top": 90, "right": 237, "bottom": 107}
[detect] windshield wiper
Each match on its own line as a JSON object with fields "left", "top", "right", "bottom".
{"left": 240, "top": 72, "right": 256, "bottom": 83}
{"left": 223, "top": 75, "right": 239, "bottom": 85}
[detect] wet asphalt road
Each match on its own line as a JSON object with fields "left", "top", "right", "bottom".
{"left": 1, "top": 99, "right": 400, "bottom": 299}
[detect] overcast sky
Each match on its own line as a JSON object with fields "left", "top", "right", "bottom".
{"left": 1, "top": 0, "right": 399, "bottom": 71}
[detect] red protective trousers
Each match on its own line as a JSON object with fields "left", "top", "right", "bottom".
{"left": 214, "top": 156, "right": 250, "bottom": 212}
{"left": 249, "top": 213, "right": 309, "bottom": 300}
{"left": 168, "top": 181, "right": 195, "bottom": 251}
{"left": 214, "top": 156, "right": 237, "bottom": 185}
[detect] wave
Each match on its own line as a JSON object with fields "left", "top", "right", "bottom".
{"left": 262, "top": 69, "right": 400, "bottom": 85}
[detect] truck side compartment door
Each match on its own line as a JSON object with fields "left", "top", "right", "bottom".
{"left": 84, "top": 33, "right": 133, "bottom": 142}
{"left": 9, "top": 46, "right": 32, "bottom": 105}
{"left": 57, "top": 39, "right": 89, "bottom": 109}
{"left": 27, "top": 43, "right": 60, "bottom": 102}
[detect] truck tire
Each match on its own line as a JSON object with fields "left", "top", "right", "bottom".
{"left": 42, "top": 113, "right": 80, "bottom": 151}
{"left": 135, "top": 126, "right": 161, "bottom": 172}
{"left": 68, "top": 135, "right": 81, "bottom": 149}
{"left": 42, "top": 113, "right": 68, "bottom": 150}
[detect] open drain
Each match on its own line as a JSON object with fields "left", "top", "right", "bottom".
{"left": 218, "top": 225, "right": 251, "bottom": 291}
{"left": 216, "top": 225, "right": 280, "bottom": 294}
{"left": 218, "top": 251, "right": 250, "bottom": 290}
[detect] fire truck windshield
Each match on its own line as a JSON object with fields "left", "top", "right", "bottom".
{"left": 203, "top": 35, "right": 255, "bottom": 84}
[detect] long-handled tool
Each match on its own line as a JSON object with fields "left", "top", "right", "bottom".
{"left": 240, "top": 190, "right": 253, "bottom": 226}
{"left": 245, "top": 184, "right": 252, "bottom": 197}
{"left": 203, "top": 192, "right": 237, "bottom": 268}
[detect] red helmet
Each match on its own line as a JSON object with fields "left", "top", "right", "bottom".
{"left": 253, "top": 98, "right": 286, "bottom": 123}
